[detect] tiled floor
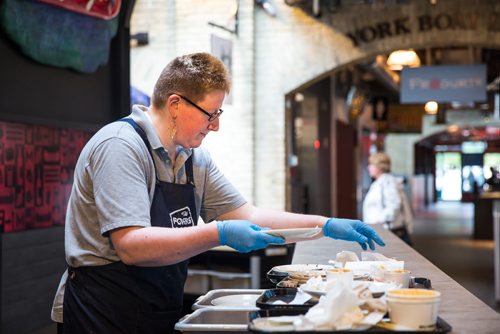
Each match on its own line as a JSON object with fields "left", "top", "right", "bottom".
{"left": 28, "top": 201, "right": 499, "bottom": 333}
{"left": 411, "top": 201, "right": 499, "bottom": 312}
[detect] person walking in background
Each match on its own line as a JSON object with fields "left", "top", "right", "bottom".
{"left": 362, "top": 152, "right": 413, "bottom": 245}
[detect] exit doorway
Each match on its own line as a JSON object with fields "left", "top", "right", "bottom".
{"left": 435, "top": 152, "right": 462, "bottom": 201}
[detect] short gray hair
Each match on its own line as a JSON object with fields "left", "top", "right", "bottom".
{"left": 152, "top": 52, "right": 231, "bottom": 109}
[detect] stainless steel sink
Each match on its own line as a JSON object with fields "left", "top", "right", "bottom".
{"left": 175, "top": 308, "right": 253, "bottom": 333}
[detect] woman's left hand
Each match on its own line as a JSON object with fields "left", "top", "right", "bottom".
{"left": 323, "top": 218, "right": 386, "bottom": 250}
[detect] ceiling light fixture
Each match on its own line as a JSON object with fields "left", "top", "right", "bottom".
{"left": 424, "top": 101, "right": 439, "bottom": 115}
{"left": 386, "top": 49, "right": 421, "bottom": 71}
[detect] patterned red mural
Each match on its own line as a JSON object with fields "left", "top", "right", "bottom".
{"left": 0, "top": 121, "right": 93, "bottom": 233}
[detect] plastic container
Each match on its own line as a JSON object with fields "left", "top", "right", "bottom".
{"left": 382, "top": 269, "right": 411, "bottom": 288}
{"left": 386, "top": 289, "right": 441, "bottom": 329}
{"left": 326, "top": 268, "right": 354, "bottom": 286}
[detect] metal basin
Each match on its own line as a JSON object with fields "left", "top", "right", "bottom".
{"left": 175, "top": 308, "right": 252, "bottom": 333}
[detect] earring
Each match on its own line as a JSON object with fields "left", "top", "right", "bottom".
{"left": 170, "top": 118, "right": 177, "bottom": 140}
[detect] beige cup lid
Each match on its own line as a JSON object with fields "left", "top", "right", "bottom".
{"left": 386, "top": 288, "right": 441, "bottom": 299}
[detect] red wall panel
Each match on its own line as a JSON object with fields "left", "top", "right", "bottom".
{"left": 0, "top": 121, "right": 92, "bottom": 233}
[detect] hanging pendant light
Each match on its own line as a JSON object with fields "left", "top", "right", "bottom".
{"left": 387, "top": 49, "right": 421, "bottom": 71}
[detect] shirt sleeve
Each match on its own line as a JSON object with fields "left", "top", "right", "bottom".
{"left": 198, "top": 149, "right": 247, "bottom": 222}
{"left": 89, "top": 136, "right": 153, "bottom": 235}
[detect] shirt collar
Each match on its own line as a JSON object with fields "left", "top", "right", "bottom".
{"left": 130, "top": 104, "right": 192, "bottom": 159}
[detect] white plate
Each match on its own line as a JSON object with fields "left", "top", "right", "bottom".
{"left": 263, "top": 227, "right": 322, "bottom": 240}
{"left": 272, "top": 264, "right": 334, "bottom": 275}
{"left": 300, "top": 286, "right": 326, "bottom": 298}
{"left": 211, "top": 294, "right": 260, "bottom": 307}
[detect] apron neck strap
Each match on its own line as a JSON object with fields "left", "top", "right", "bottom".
{"left": 118, "top": 118, "right": 195, "bottom": 186}
{"left": 118, "top": 117, "right": 159, "bottom": 182}
{"left": 184, "top": 154, "right": 194, "bottom": 186}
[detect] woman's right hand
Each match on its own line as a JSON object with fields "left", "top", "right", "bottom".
{"left": 216, "top": 220, "right": 284, "bottom": 253}
{"left": 323, "top": 218, "right": 385, "bottom": 250}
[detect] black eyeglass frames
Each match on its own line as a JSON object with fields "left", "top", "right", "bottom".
{"left": 175, "top": 93, "right": 224, "bottom": 122}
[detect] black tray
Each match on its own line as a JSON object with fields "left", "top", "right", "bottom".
{"left": 267, "top": 268, "right": 288, "bottom": 284}
{"left": 248, "top": 311, "right": 452, "bottom": 333}
{"left": 256, "top": 288, "right": 317, "bottom": 313}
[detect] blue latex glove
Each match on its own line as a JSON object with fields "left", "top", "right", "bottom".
{"left": 217, "top": 220, "right": 285, "bottom": 253}
{"left": 323, "top": 218, "right": 385, "bottom": 250}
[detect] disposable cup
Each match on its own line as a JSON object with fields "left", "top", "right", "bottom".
{"left": 383, "top": 269, "right": 411, "bottom": 288}
{"left": 386, "top": 289, "right": 441, "bottom": 329}
{"left": 326, "top": 268, "right": 353, "bottom": 286}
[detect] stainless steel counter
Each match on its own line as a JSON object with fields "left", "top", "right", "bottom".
{"left": 292, "top": 225, "right": 500, "bottom": 334}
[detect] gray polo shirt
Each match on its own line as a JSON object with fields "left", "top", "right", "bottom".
{"left": 51, "top": 105, "right": 246, "bottom": 322}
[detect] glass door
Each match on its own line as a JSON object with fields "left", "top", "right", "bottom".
{"left": 435, "top": 152, "right": 462, "bottom": 201}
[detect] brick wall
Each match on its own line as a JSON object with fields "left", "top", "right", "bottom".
{"left": 130, "top": 0, "right": 500, "bottom": 211}
{"left": 130, "top": 0, "right": 257, "bottom": 204}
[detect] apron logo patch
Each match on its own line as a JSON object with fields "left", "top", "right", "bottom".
{"left": 170, "top": 207, "right": 194, "bottom": 228}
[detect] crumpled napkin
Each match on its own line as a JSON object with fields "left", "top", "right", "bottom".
{"left": 345, "top": 260, "right": 404, "bottom": 280}
{"left": 332, "top": 251, "right": 404, "bottom": 282}
{"left": 335, "top": 251, "right": 360, "bottom": 266}
{"left": 285, "top": 278, "right": 388, "bottom": 331}
{"left": 334, "top": 251, "right": 397, "bottom": 266}
{"left": 302, "top": 280, "right": 364, "bottom": 330}
{"left": 361, "top": 251, "right": 396, "bottom": 262}
{"left": 271, "top": 290, "right": 313, "bottom": 305}
{"left": 301, "top": 275, "right": 327, "bottom": 292}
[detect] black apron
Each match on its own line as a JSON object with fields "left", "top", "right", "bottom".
{"left": 63, "top": 118, "right": 198, "bottom": 334}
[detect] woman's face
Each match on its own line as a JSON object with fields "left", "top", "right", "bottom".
{"left": 368, "top": 163, "right": 382, "bottom": 179}
{"left": 174, "top": 90, "right": 225, "bottom": 148}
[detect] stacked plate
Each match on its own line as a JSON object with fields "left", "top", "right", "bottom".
{"left": 262, "top": 227, "right": 322, "bottom": 241}
{"left": 191, "top": 289, "right": 265, "bottom": 310}
{"left": 211, "top": 294, "right": 261, "bottom": 308}
{"left": 267, "top": 264, "right": 334, "bottom": 286}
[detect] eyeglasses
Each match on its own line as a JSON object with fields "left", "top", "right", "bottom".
{"left": 175, "top": 93, "right": 224, "bottom": 122}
